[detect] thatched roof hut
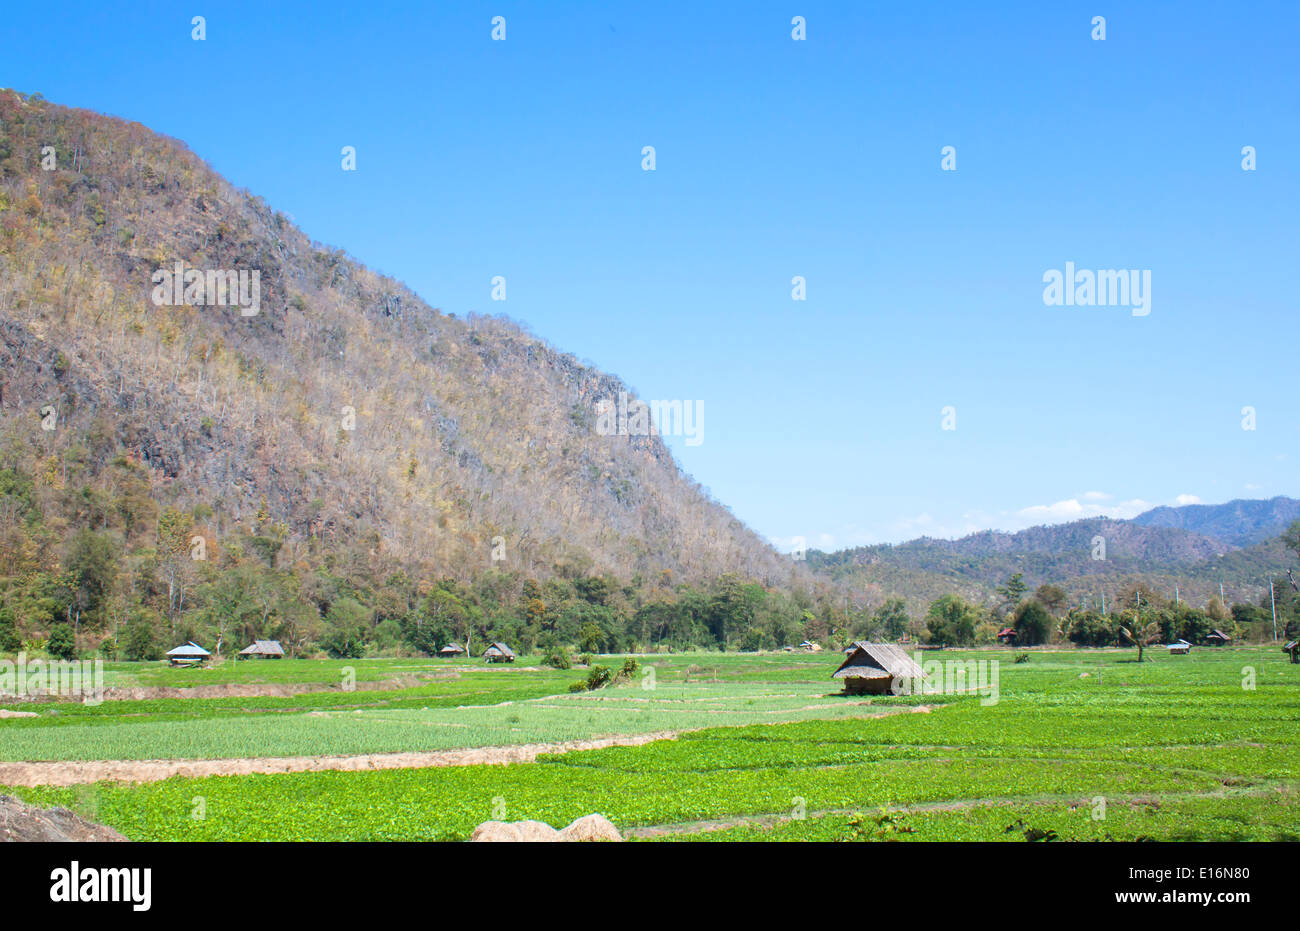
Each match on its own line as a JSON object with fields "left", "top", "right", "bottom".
{"left": 166, "top": 641, "right": 210, "bottom": 666}
{"left": 482, "top": 642, "right": 516, "bottom": 663}
{"left": 238, "top": 640, "right": 285, "bottom": 659}
{"left": 438, "top": 642, "right": 466, "bottom": 657}
{"left": 1206, "top": 629, "right": 1232, "bottom": 645}
{"left": 1283, "top": 640, "right": 1298, "bottom": 664}
{"left": 832, "top": 642, "right": 925, "bottom": 695}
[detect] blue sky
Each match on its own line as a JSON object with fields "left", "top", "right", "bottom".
{"left": 4, "top": 1, "right": 1298, "bottom": 549}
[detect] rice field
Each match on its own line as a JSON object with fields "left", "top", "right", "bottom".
{"left": 3, "top": 646, "right": 1298, "bottom": 841}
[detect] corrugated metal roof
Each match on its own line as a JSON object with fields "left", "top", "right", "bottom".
{"left": 166, "top": 641, "right": 210, "bottom": 656}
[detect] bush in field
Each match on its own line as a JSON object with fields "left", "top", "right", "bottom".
{"left": 579, "top": 653, "right": 594, "bottom": 667}
{"left": 567, "top": 680, "right": 588, "bottom": 693}
{"left": 47, "top": 623, "right": 76, "bottom": 659}
{"left": 584, "top": 665, "right": 612, "bottom": 690}
{"left": 544, "top": 647, "right": 572, "bottom": 670}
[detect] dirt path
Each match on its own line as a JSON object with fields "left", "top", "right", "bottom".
{"left": 0, "top": 732, "right": 680, "bottom": 787}
{"left": 0, "top": 703, "right": 939, "bottom": 787}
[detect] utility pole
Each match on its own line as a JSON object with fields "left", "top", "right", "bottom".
{"left": 1175, "top": 585, "right": 1179, "bottom": 606}
{"left": 1270, "top": 579, "right": 1278, "bottom": 642}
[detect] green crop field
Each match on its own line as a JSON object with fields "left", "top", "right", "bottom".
{"left": 3, "top": 646, "right": 1298, "bottom": 841}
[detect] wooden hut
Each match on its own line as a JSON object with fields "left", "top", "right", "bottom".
{"left": 238, "top": 640, "right": 284, "bottom": 659}
{"left": 438, "top": 642, "right": 466, "bottom": 658}
{"left": 1166, "top": 639, "right": 1191, "bottom": 655}
{"left": 482, "top": 642, "right": 516, "bottom": 663}
{"left": 799, "top": 640, "right": 822, "bottom": 653}
{"left": 832, "top": 642, "right": 926, "bottom": 695}
{"left": 166, "top": 641, "right": 211, "bottom": 667}
{"left": 1206, "top": 629, "right": 1232, "bottom": 646}
{"left": 996, "top": 627, "right": 1017, "bottom": 645}
{"left": 1283, "top": 640, "right": 1299, "bottom": 664}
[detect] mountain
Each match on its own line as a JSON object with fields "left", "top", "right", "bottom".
{"left": 808, "top": 499, "right": 1299, "bottom": 615}
{"left": 1129, "top": 496, "right": 1300, "bottom": 547}
{"left": 0, "top": 89, "right": 802, "bottom": 593}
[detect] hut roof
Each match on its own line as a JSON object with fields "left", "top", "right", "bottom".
{"left": 438, "top": 642, "right": 465, "bottom": 653}
{"left": 483, "top": 642, "right": 515, "bottom": 658}
{"left": 239, "top": 640, "right": 284, "bottom": 656}
{"left": 997, "top": 627, "right": 1016, "bottom": 637}
{"left": 832, "top": 642, "right": 925, "bottom": 681}
{"left": 166, "top": 641, "right": 210, "bottom": 657}
{"left": 1284, "top": 640, "right": 1298, "bottom": 651}
{"left": 1207, "top": 629, "right": 1232, "bottom": 641}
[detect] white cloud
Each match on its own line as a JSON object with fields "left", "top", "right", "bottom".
{"left": 1082, "top": 490, "right": 1111, "bottom": 501}
{"left": 1174, "top": 494, "right": 1202, "bottom": 506}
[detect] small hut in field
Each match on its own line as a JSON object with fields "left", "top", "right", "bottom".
{"left": 1283, "top": 640, "right": 1298, "bottom": 664}
{"left": 799, "top": 640, "right": 822, "bottom": 653}
{"left": 238, "top": 640, "right": 285, "bottom": 659}
{"left": 482, "top": 642, "right": 516, "bottom": 663}
{"left": 166, "top": 641, "right": 210, "bottom": 667}
{"left": 832, "top": 642, "right": 925, "bottom": 695}
{"left": 438, "top": 642, "right": 466, "bottom": 658}
{"left": 1166, "top": 639, "right": 1191, "bottom": 655}
{"left": 996, "top": 627, "right": 1017, "bottom": 645}
{"left": 1206, "top": 629, "right": 1232, "bottom": 646}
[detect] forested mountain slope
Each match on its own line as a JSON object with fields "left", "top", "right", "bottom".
{"left": 0, "top": 89, "right": 811, "bottom": 652}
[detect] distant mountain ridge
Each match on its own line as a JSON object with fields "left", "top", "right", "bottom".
{"left": 1129, "top": 496, "right": 1300, "bottom": 547}
{"left": 809, "top": 497, "right": 1299, "bottom": 614}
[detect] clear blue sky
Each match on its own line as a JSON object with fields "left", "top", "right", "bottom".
{"left": 4, "top": 1, "right": 1297, "bottom": 549}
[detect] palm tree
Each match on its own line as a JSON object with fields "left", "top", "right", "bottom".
{"left": 1119, "top": 621, "right": 1161, "bottom": 663}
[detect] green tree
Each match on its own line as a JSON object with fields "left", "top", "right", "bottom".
{"left": 925, "top": 595, "right": 979, "bottom": 646}
{"left": 1013, "top": 600, "right": 1052, "bottom": 646}
{"left": 47, "top": 622, "right": 76, "bottom": 659}
{"left": 996, "top": 573, "right": 1027, "bottom": 613}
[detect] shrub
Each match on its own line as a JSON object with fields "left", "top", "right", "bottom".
{"left": 584, "top": 665, "right": 612, "bottom": 690}
{"left": 544, "top": 647, "right": 571, "bottom": 670}
{"left": 47, "top": 622, "right": 76, "bottom": 659}
{"left": 1014, "top": 652, "right": 1030, "bottom": 664}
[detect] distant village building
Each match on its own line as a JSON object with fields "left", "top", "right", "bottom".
{"left": 238, "top": 640, "right": 285, "bottom": 659}
{"left": 799, "top": 640, "right": 822, "bottom": 653}
{"left": 438, "top": 642, "right": 466, "bottom": 658}
{"left": 1166, "top": 639, "right": 1191, "bottom": 655}
{"left": 482, "top": 642, "right": 516, "bottom": 663}
{"left": 996, "top": 627, "right": 1017, "bottom": 645}
{"left": 1206, "top": 629, "right": 1232, "bottom": 646}
{"left": 166, "top": 642, "right": 211, "bottom": 667}
{"left": 832, "top": 642, "right": 926, "bottom": 695}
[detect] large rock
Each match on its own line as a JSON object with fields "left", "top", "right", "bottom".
{"left": 0, "top": 795, "right": 127, "bottom": 842}
{"left": 560, "top": 813, "right": 623, "bottom": 842}
{"left": 469, "top": 821, "right": 522, "bottom": 842}
{"left": 513, "top": 820, "right": 564, "bottom": 842}
{"left": 469, "top": 814, "right": 621, "bottom": 842}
